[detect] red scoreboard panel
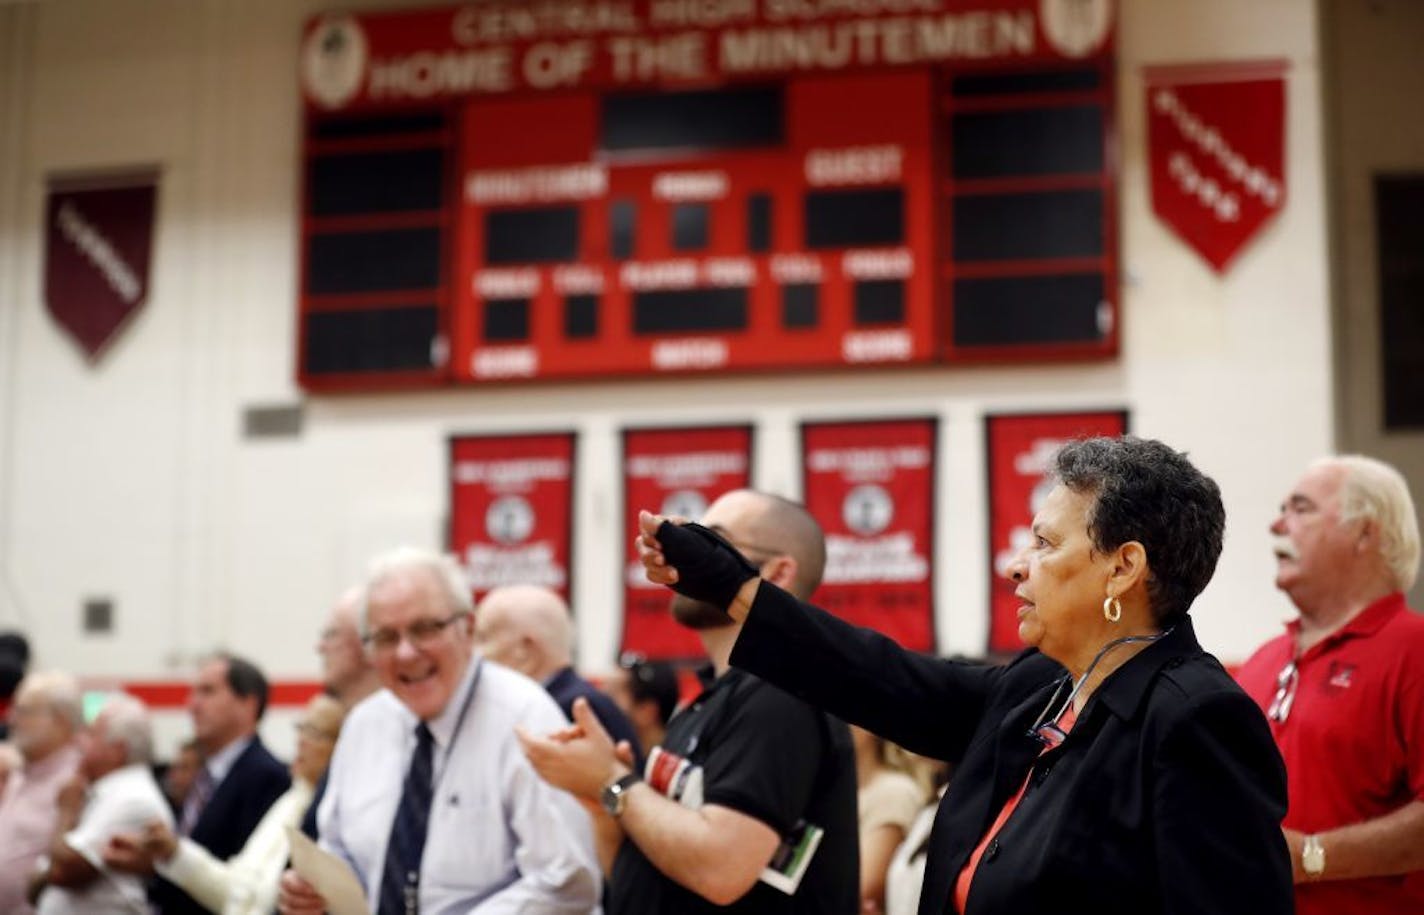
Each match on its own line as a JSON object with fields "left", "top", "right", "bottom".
{"left": 452, "top": 72, "right": 935, "bottom": 380}
{"left": 296, "top": 1, "right": 1118, "bottom": 390}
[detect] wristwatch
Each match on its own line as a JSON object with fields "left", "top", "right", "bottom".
{"left": 600, "top": 772, "right": 641, "bottom": 817}
{"left": 1302, "top": 834, "right": 1325, "bottom": 877}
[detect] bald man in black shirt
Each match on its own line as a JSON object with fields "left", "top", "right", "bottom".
{"left": 520, "top": 490, "right": 858, "bottom": 914}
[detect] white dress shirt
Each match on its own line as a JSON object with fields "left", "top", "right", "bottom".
{"left": 202, "top": 736, "right": 252, "bottom": 786}
{"left": 36, "top": 763, "right": 173, "bottom": 915}
{"left": 318, "top": 658, "right": 600, "bottom": 914}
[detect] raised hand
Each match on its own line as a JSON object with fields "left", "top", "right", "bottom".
{"left": 636, "top": 512, "right": 760, "bottom": 608}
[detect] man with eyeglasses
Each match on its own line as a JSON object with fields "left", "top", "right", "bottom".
{"left": 278, "top": 546, "right": 599, "bottom": 915}
{"left": 315, "top": 586, "right": 381, "bottom": 710}
{"left": 1238, "top": 456, "right": 1424, "bottom": 914}
{"left": 519, "top": 490, "right": 858, "bottom": 915}
{"left": 300, "top": 585, "right": 381, "bottom": 839}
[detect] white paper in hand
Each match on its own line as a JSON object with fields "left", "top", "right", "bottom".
{"left": 285, "top": 826, "right": 370, "bottom": 915}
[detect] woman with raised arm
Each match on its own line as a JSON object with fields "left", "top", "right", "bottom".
{"left": 637, "top": 436, "right": 1293, "bottom": 915}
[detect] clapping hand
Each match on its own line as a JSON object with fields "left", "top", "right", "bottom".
{"left": 516, "top": 697, "right": 635, "bottom": 803}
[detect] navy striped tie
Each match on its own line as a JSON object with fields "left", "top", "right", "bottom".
{"left": 379, "top": 723, "right": 434, "bottom": 915}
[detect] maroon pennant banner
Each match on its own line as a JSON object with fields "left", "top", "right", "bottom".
{"left": 985, "top": 410, "right": 1127, "bottom": 654}
{"left": 802, "top": 418, "right": 936, "bottom": 652}
{"left": 449, "top": 432, "right": 576, "bottom": 603}
{"left": 44, "top": 175, "right": 158, "bottom": 360}
{"left": 1146, "top": 60, "right": 1287, "bottom": 272}
{"left": 621, "top": 425, "right": 753, "bottom": 661}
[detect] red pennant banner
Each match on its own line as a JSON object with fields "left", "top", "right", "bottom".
{"left": 986, "top": 411, "right": 1127, "bottom": 654}
{"left": 449, "top": 432, "right": 576, "bottom": 603}
{"left": 802, "top": 418, "right": 937, "bottom": 652}
{"left": 44, "top": 175, "right": 158, "bottom": 360}
{"left": 621, "top": 426, "right": 753, "bottom": 661}
{"left": 1146, "top": 60, "right": 1287, "bottom": 272}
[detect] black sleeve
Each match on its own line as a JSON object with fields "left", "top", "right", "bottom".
{"left": 731, "top": 581, "right": 1005, "bottom": 763}
{"left": 301, "top": 770, "right": 328, "bottom": 840}
{"left": 1152, "top": 690, "right": 1293, "bottom": 915}
{"left": 699, "top": 683, "right": 823, "bottom": 837}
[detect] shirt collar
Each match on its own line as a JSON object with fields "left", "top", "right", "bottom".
{"left": 421, "top": 656, "right": 481, "bottom": 752}
{"left": 204, "top": 734, "right": 253, "bottom": 783}
{"left": 1285, "top": 591, "right": 1406, "bottom": 654}
{"left": 24, "top": 740, "right": 81, "bottom": 780}
{"left": 542, "top": 666, "right": 576, "bottom": 692}
{"left": 1093, "top": 616, "right": 1204, "bottom": 722}
{"left": 698, "top": 665, "right": 747, "bottom": 701}
{"left": 92, "top": 761, "right": 151, "bottom": 793}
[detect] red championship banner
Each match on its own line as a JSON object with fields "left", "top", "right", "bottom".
{"left": 802, "top": 418, "right": 936, "bottom": 651}
{"left": 621, "top": 425, "right": 753, "bottom": 660}
{"left": 44, "top": 173, "right": 158, "bottom": 361}
{"left": 985, "top": 410, "right": 1127, "bottom": 654}
{"left": 449, "top": 432, "right": 576, "bottom": 603}
{"left": 1146, "top": 59, "right": 1287, "bottom": 272}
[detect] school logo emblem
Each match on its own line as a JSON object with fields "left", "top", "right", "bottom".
{"left": 1040, "top": 0, "right": 1113, "bottom": 58}
{"left": 1326, "top": 662, "right": 1356, "bottom": 691}
{"left": 302, "top": 15, "right": 367, "bottom": 110}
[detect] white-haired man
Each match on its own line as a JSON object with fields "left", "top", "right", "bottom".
{"left": 317, "top": 586, "right": 381, "bottom": 709}
{"left": 1239, "top": 455, "right": 1424, "bottom": 913}
{"left": 279, "top": 547, "right": 599, "bottom": 914}
{"left": 300, "top": 585, "right": 381, "bottom": 840}
{"left": 476, "top": 584, "right": 641, "bottom": 764}
{"left": 33, "top": 694, "right": 171, "bottom": 913}
{"left": 0, "top": 671, "right": 84, "bottom": 914}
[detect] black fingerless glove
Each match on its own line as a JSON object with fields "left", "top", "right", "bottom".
{"left": 656, "top": 520, "right": 760, "bottom": 609}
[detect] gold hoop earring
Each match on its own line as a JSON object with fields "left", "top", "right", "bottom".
{"left": 1103, "top": 596, "right": 1122, "bottom": 623}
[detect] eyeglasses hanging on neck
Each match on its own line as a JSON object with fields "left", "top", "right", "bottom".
{"left": 1026, "top": 628, "right": 1175, "bottom": 749}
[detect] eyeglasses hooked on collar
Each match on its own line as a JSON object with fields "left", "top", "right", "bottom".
{"left": 1025, "top": 628, "right": 1175, "bottom": 749}
{"left": 1267, "top": 659, "right": 1299, "bottom": 723}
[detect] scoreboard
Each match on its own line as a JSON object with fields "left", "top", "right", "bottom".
{"left": 296, "top": 0, "right": 1117, "bottom": 390}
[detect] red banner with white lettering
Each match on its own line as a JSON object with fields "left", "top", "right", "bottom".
{"left": 301, "top": 0, "right": 1115, "bottom": 110}
{"left": 802, "top": 418, "right": 936, "bottom": 651}
{"left": 1146, "top": 59, "right": 1287, "bottom": 272}
{"left": 985, "top": 410, "right": 1127, "bottom": 654}
{"left": 621, "top": 425, "right": 753, "bottom": 660}
{"left": 449, "top": 432, "right": 576, "bottom": 603}
{"left": 44, "top": 174, "right": 157, "bottom": 361}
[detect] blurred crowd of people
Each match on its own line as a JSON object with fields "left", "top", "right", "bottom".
{"left": 0, "top": 444, "right": 1421, "bottom": 914}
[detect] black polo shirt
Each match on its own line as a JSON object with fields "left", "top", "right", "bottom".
{"left": 609, "top": 668, "right": 858, "bottom": 915}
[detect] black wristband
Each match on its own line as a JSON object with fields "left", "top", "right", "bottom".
{"left": 656, "top": 520, "right": 761, "bottom": 609}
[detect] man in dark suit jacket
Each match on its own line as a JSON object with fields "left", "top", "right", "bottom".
{"left": 107, "top": 652, "right": 289, "bottom": 913}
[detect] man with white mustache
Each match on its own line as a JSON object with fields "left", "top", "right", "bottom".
{"left": 1238, "top": 456, "right": 1424, "bottom": 915}
{"left": 278, "top": 547, "right": 600, "bottom": 914}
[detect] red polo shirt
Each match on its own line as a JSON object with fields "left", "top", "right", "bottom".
{"left": 1237, "top": 592, "right": 1424, "bottom": 915}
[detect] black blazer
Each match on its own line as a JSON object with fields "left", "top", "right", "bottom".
{"left": 153, "top": 735, "right": 290, "bottom": 914}
{"left": 730, "top": 585, "right": 1294, "bottom": 915}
